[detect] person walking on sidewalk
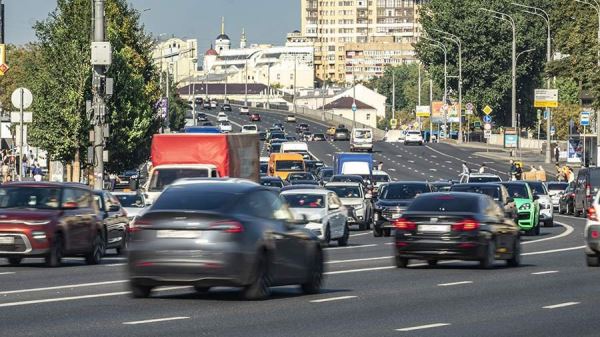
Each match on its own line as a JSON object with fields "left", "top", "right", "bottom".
{"left": 515, "top": 163, "right": 523, "bottom": 180}
{"left": 510, "top": 160, "right": 517, "bottom": 181}
{"left": 554, "top": 147, "right": 560, "bottom": 163}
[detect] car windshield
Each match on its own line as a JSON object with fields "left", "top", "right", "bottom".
{"left": 321, "top": 169, "right": 333, "bottom": 178}
{"left": 372, "top": 174, "right": 390, "bottom": 183}
{"left": 469, "top": 176, "right": 501, "bottom": 183}
{"left": 153, "top": 187, "right": 234, "bottom": 211}
{"left": 276, "top": 160, "right": 304, "bottom": 171}
{"left": 149, "top": 168, "right": 210, "bottom": 192}
{"left": 547, "top": 182, "right": 568, "bottom": 191}
{"left": 327, "top": 186, "right": 362, "bottom": 198}
{"left": 115, "top": 194, "right": 144, "bottom": 208}
{"left": 354, "top": 130, "right": 372, "bottom": 139}
{"left": 502, "top": 184, "right": 530, "bottom": 199}
{"left": 331, "top": 176, "right": 362, "bottom": 183}
{"left": 282, "top": 194, "right": 325, "bottom": 208}
{"left": 451, "top": 185, "right": 500, "bottom": 201}
{"left": 528, "top": 182, "right": 546, "bottom": 195}
{"left": 243, "top": 126, "right": 257, "bottom": 131}
{"left": 408, "top": 194, "right": 480, "bottom": 213}
{"left": 220, "top": 122, "right": 230, "bottom": 126}
{"left": 260, "top": 163, "right": 268, "bottom": 174}
{"left": 288, "top": 173, "right": 315, "bottom": 181}
{"left": 380, "top": 184, "right": 428, "bottom": 200}
{"left": 0, "top": 187, "right": 62, "bottom": 210}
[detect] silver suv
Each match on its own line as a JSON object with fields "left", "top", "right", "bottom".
{"left": 325, "top": 182, "right": 373, "bottom": 230}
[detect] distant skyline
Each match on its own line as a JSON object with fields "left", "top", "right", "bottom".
{"left": 4, "top": 0, "right": 300, "bottom": 48}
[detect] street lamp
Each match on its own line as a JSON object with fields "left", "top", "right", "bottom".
{"left": 421, "top": 36, "right": 447, "bottom": 104}
{"left": 479, "top": 8, "right": 517, "bottom": 128}
{"left": 432, "top": 29, "right": 463, "bottom": 143}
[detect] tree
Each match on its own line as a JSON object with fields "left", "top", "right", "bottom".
{"left": 0, "top": 45, "right": 38, "bottom": 115}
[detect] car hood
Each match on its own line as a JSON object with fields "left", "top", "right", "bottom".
{"left": 513, "top": 198, "right": 534, "bottom": 207}
{"left": 0, "top": 209, "right": 61, "bottom": 222}
{"left": 289, "top": 208, "right": 327, "bottom": 220}
{"left": 123, "top": 207, "right": 146, "bottom": 218}
{"left": 375, "top": 199, "right": 412, "bottom": 208}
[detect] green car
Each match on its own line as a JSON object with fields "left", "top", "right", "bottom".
{"left": 501, "top": 182, "right": 540, "bottom": 235}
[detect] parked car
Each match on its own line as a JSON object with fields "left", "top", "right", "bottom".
{"left": 547, "top": 182, "right": 569, "bottom": 210}
{"left": 127, "top": 179, "right": 324, "bottom": 299}
{"left": 394, "top": 192, "right": 521, "bottom": 269}
{"left": 325, "top": 182, "right": 373, "bottom": 230}
{"left": 240, "top": 105, "right": 250, "bottom": 115}
{"left": 373, "top": 182, "right": 433, "bottom": 237}
{"left": 574, "top": 167, "right": 600, "bottom": 217}
{"left": 500, "top": 182, "right": 540, "bottom": 235}
{"left": 0, "top": 182, "right": 104, "bottom": 267}
{"left": 524, "top": 181, "right": 554, "bottom": 227}
{"left": 281, "top": 189, "right": 348, "bottom": 246}
{"left": 450, "top": 183, "right": 517, "bottom": 222}
{"left": 286, "top": 115, "right": 297, "bottom": 123}
{"left": 559, "top": 182, "right": 576, "bottom": 215}
{"left": 93, "top": 190, "right": 130, "bottom": 254}
{"left": 250, "top": 113, "right": 261, "bottom": 122}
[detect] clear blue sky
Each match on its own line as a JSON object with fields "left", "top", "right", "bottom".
{"left": 5, "top": 0, "right": 300, "bottom": 48}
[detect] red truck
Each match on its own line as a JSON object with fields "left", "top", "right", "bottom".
{"left": 144, "top": 133, "right": 260, "bottom": 204}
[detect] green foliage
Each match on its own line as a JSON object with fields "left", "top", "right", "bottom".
{"left": 0, "top": 45, "right": 38, "bottom": 114}
{"left": 555, "top": 77, "right": 579, "bottom": 105}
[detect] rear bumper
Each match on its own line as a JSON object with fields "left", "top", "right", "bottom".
{"left": 395, "top": 239, "right": 488, "bottom": 261}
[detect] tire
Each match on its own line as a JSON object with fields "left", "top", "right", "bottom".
{"left": 383, "top": 228, "right": 392, "bottom": 237}
{"left": 506, "top": 239, "right": 521, "bottom": 267}
{"left": 395, "top": 256, "right": 409, "bottom": 268}
{"left": 116, "top": 232, "right": 128, "bottom": 255}
{"left": 7, "top": 257, "right": 22, "bottom": 266}
{"left": 337, "top": 224, "right": 349, "bottom": 247}
{"left": 480, "top": 240, "right": 496, "bottom": 269}
{"left": 243, "top": 253, "right": 271, "bottom": 300}
{"left": 373, "top": 226, "right": 383, "bottom": 237}
{"left": 85, "top": 233, "right": 105, "bottom": 265}
{"left": 323, "top": 225, "right": 331, "bottom": 245}
{"left": 45, "top": 233, "right": 64, "bottom": 267}
{"left": 427, "top": 260, "right": 438, "bottom": 267}
{"left": 533, "top": 225, "right": 540, "bottom": 236}
{"left": 544, "top": 219, "right": 554, "bottom": 228}
{"left": 586, "top": 254, "right": 600, "bottom": 267}
{"left": 301, "top": 248, "right": 324, "bottom": 295}
{"left": 558, "top": 204, "right": 564, "bottom": 215}
{"left": 130, "top": 282, "right": 152, "bottom": 298}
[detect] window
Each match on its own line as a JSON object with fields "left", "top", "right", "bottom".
{"left": 62, "top": 188, "right": 92, "bottom": 208}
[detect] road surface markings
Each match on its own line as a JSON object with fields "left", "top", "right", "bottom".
{"left": 522, "top": 246, "right": 585, "bottom": 256}
{"left": 123, "top": 317, "right": 190, "bottom": 325}
{"left": 349, "top": 232, "right": 371, "bottom": 237}
{"left": 310, "top": 296, "right": 357, "bottom": 303}
{"left": 0, "top": 280, "right": 128, "bottom": 295}
{"left": 532, "top": 271, "right": 559, "bottom": 275}
{"left": 543, "top": 302, "right": 580, "bottom": 309}
{"left": 408, "top": 160, "right": 415, "bottom": 163}
{"left": 325, "top": 266, "right": 395, "bottom": 275}
{"left": 0, "top": 272, "right": 15, "bottom": 276}
{"left": 438, "top": 281, "right": 473, "bottom": 287}
{"left": 430, "top": 169, "right": 437, "bottom": 171}
{"left": 396, "top": 323, "right": 451, "bottom": 332}
{"left": 522, "top": 222, "right": 573, "bottom": 245}
{"left": 388, "top": 168, "right": 397, "bottom": 172}
{"left": 324, "top": 244, "right": 378, "bottom": 251}
{"left": 105, "top": 263, "right": 127, "bottom": 267}
{"left": 446, "top": 161, "right": 453, "bottom": 164}
{"left": 327, "top": 256, "right": 391, "bottom": 264}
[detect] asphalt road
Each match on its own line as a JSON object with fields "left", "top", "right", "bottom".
{"left": 0, "top": 107, "right": 596, "bottom": 337}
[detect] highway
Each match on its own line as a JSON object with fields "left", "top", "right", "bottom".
{"left": 0, "top": 107, "right": 596, "bottom": 337}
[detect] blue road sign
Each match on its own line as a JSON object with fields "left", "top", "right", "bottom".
{"left": 483, "top": 115, "right": 492, "bottom": 123}
{"left": 581, "top": 111, "right": 591, "bottom": 126}
{"left": 543, "top": 110, "right": 549, "bottom": 120}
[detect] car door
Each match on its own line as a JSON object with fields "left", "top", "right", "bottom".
{"left": 75, "top": 189, "right": 97, "bottom": 251}
{"left": 575, "top": 170, "right": 587, "bottom": 212}
{"left": 60, "top": 188, "right": 87, "bottom": 252}
{"left": 327, "top": 193, "right": 345, "bottom": 237}
{"left": 486, "top": 200, "right": 514, "bottom": 251}
{"left": 102, "top": 192, "right": 121, "bottom": 246}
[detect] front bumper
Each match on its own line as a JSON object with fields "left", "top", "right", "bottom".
{"left": 351, "top": 143, "right": 373, "bottom": 149}
{"left": 539, "top": 208, "right": 553, "bottom": 221}
{"left": 517, "top": 211, "right": 536, "bottom": 230}
{"left": 0, "top": 230, "right": 51, "bottom": 257}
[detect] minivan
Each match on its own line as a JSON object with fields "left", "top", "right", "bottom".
{"left": 574, "top": 167, "right": 600, "bottom": 217}
{"left": 350, "top": 128, "right": 373, "bottom": 152}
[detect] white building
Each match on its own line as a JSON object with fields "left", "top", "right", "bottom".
{"left": 152, "top": 37, "right": 199, "bottom": 84}
{"left": 295, "top": 84, "right": 387, "bottom": 120}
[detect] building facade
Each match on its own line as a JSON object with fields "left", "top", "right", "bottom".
{"left": 301, "top": 0, "right": 427, "bottom": 83}
{"left": 152, "top": 37, "right": 199, "bottom": 84}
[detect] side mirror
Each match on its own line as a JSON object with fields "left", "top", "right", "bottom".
{"left": 62, "top": 201, "right": 79, "bottom": 210}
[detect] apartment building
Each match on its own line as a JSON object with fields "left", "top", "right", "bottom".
{"left": 301, "top": 0, "right": 427, "bottom": 83}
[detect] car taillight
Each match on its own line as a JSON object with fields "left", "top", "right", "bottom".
{"left": 588, "top": 207, "right": 598, "bottom": 221}
{"left": 394, "top": 218, "right": 416, "bottom": 231}
{"left": 591, "top": 230, "right": 600, "bottom": 239}
{"left": 210, "top": 220, "right": 244, "bottom": 233}
{"left": 586, "top": 184, "right": 592, "bottom": 197}
{"left": 129, "top": 218, "right": 151, "bottom": 233}
{"left": 452, "top": 219, "right": 480, "bottom": 232}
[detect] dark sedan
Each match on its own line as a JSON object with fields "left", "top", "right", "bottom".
{"left": 394, "top": 192, "right": 521, "bottom": 269}
{"left": 221, "top": 104, "right": 232, "bottom": 112}
{"left": 373, "top": 182, "right": 432, "bottom": 237}
{"left": 450, "top": 183, "right": 517, "bottom": 221}
{"left": 128, "top": 179, "right": 324, "bottom": 300}
{"left": 93, "top": 190, "right": 130, "bottom": 254}
{"left": 334, "top": 128, "right": 350, "bottom": 141}
{"left": 559, "top": 182, "right": 576, "bottom": 215}
{"left": 259, "top": 176, "right": 286, "bottom": 189}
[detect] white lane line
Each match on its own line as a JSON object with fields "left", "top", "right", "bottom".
{"left": 0, "top": 272, "right": 16, "bottom": 275}
{"left": 543, "top": 302, "right": 580, "bottom": 309}
{"left": 324, "top": 244, "right": 378, "bottom": 251}
{"left": 388, "top": 168, "right": 397, "bottom": 172}
{"left": 104, "top": 263, "right": 126, "bottom": 267}
{"left": 326, "top": 256, "right": 391, "bottom": 264}
{"left": 0, "top": 280, "right": 128, "bottom": 295}
{"left": 438, "top": 281, "right": 473, "bottom": 287}
{"left": 123, "top": 317, "right": 190, "bottom": 325}
{"left": 532, "top": 271, "right": 559, "bottom": 275}
{"left": 349, "top": 232, "right": 371, "bottom": 237}
{"left": 396, "top": 323, "right": 451, "bottom": 332}
{"left": 522, "top": 246, "right": 585, "bottom": 256}
{"left": 310, "top": 295, "right": 357, "bottom": 303}
{"left": 522, "top": 222, "right": 573, "bottom": 245}
{"left": 325, "top": 266, "right": 395, "bottom": 275}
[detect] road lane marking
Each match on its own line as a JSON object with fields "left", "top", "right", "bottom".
{"left": 396, "top": 323, "right": 451, "bottom": 332}
{"left": 532, "top": 271, "right": 559, "bottom": 275}
{"left": 0, "top": 280, "right": 128, "bottom": 295}
{"left": 0, "top": 272, "right": 15, "bottom": 275}
{"left": 438, "top": 281, "right": 473, "bottom": 287}
{"left": 325, "top": 266, "right": 395, "bottom": 275}
{"left": 327, "top": 256, "right": 391, "bottom": 264}
{"left": 105, "top": 263, "right": 126, "bottom": 267}
{"left": 324, "top": 244, "right": 377, "bottom": 251}
{"left": 522, "top": 246, "right": 585, "bottom": 256}
{"left": 543, "top": 302, "right": 580, "bottom": 309}
{"left": 123, "top": 317, "right": 190, "bottom": 325}
{"left": 310, "top": 296, "right": 357, "bottom": 303}
{"left": 349, "top": 232, "right": 371, "bottom": 237}
{"left": 522, "top": 222, "right": 573, "bottom": 245}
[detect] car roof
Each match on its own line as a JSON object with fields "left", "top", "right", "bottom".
{"left": 372, "top": 170, "right": 389, "bottom": 175}
{"left": 386, "top": 181, "right": 429, "bottom": 185}
{"left": 111, "top": 191, "right": 140, "bottom": 196}
{"left": 326, "top": 182, "right": 362, "bottom": 187}
{"left": 468, "top": 173, "right": 500, "bottom": 177}
{"left": 3, "top": 181, "right": 90, "bottom": 189}
{"left": 453, "top": 183, "right": 501, "bottom": 188}
{"left": 281, "top": 189, "right": 328, "bottom": 195}
{"left": 167, "top": 179, "right": 261, "bottom": 193}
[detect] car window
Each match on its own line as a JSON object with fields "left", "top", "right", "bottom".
{"left": 527, "top": 182, "right": 547, "bottom": 195}
{"left": 0, "top": 186, "right": 61, "bottom": 210}
{"left": 469, "top": 176, "right": 501, "bottom": 183}
{"left": 283, "top": 194, "right": 325, "bottom": 209}
{"left": 327, "top": 186, "right": 362, "bottom": 198}
{"left": 408, "top": 194, "right": 481, "bottom": 213}
{"left": 590, "top": 169, "right": 600, "bottom": 186}
{"left": 547, "top": 183, "right": 568, "bottom": 191}
{"left": 451, "top": 185, "right": 501, "bottom": 200}
{"left": 381, "top": 184, "right": 429, "bottom": 200}
{"left": 260, "top": 191, "right": 293, "bottom": 220}
{"left": 93, "top": 194, "right": 104, "bottom": 211}
{"left": 153, "top": 187, "right": 234, "bottom": 211}
{"left": 502, "top": 184, "right": 530, "bottom": 199}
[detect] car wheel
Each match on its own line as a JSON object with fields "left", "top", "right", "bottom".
{"left": 85, "top": 232, "right": 105, "bottom": 265}
{"left": 324, "top": 225, "right": 331, "bottom": 245}
{"left": 373, "top": 226, "right": 383, "bottom": 237}
{"left": 383, "top": 228, "right": 392, "bottom": 237}
{"left": 533, "top": 225, "right": 540, "bottom": 236}
{"left": 427, "top": 260, "right": 438, "bottom": 267}
{"left": 337, "top": 224, "right": 349, "bottom": 247}
{"left": 506, "top": 239, "right": 521, "bottom": 267}
{"left": 7, "top": 257, "right": 22, "bottom": 266}
{"left": 243, "top": 252, "right": 271, "bottom": 300}
{"left": 586, "top": 254, "right": 600, "bottom": 267}
{"left": 130, "top": 281, "right": 153, "bottom": 298}
{"left": 480, "top": 240, "right": 496, "bottom": 269}
{"left": 116, "top": 232, "right": 128, "bottom": 255}
{"left": 395, "top": 256, "right": 409, "bottom": 268}
{"left": 544, "top": 219, "right": 554, "bottom": 228}
{"left": 301, "top": 248, "right": 324, "bottom": 295}
{"left": 45, "top": 233, "right": 64, "bottom": 267}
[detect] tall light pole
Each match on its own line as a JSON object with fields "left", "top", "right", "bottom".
{"left": 480, "top": 8, "right": 517, "bottom": 128}
{"left": 293, "top": 54, "right": 298, "bottom": 114}
{"left": 513, "top": 2, "right": 553, "bottom": 164}
{"left": 422, "top": 36, "right": 448, "bottom": 134}
{"left": 191, "top": 58, "right": 197, "bottom": 126}
{"left": 245, "top": 58, "right": 249, "bottom": 107}
{"left": 433, "top": 29, "right": 463, "bottom": 143}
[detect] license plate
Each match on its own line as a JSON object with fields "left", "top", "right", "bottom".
{"left": 418, "top": 225, "right": 450, "bottom": 233}
{"left": 156, "top": 230, "right": 200, "bottom": 239}
{"left": 0, "top": 236, "right": 15, "bottom": 245}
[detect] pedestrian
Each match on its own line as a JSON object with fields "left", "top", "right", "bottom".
{"left": 21, "top": 155, "right": 28, "bottom": 179}
{"left": 1, "top": 161, "right": 9, "bottom": 184}
{"left": 567, "top": 166, "right": 575, "bottom": 184}
{"left": 510, "top": 160, "right": 517, "bottom": 181}
{"left": 377, "top": 161, "right": 384, "bottom": 171}
{"left": 461, "top": 162, "right": 470, "bottom": 175}
{"left": 479, "top": 163, "right": 486, "bottom": 173}
{"left": 33, "top": 165, "right": 43, "bottom": 182}
{"left": 554, "top": 146, "right": 560, "bottom": 163}
{"left": 515, "top": 163, "right": 523, "bottom": 180}
{"left": 109, "top": 173, "right": 118, "bottom": 191}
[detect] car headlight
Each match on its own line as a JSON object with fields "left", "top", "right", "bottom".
{"left": 519, "top": 203, "right": 532, "bottom": 211}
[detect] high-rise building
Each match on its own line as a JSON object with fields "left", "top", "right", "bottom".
{"left": 301, "top": 0, "right": 428, "bottom": 83}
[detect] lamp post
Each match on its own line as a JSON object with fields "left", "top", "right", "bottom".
{"left": 422, "top": 36, "right": 448, "bottom": 135}
{"left": 480, "top": 8, "right": 517, "bottom": 128}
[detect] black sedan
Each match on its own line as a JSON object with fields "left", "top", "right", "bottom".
{"left": 221, "top": 104, "right": 232, "bottom": 112}
{"left": 128, "top": 179, "right": 324, "bottom": 300}
{"left": 373, "top": 182, "right": 432, "bottom": 237}
{"left": 259, "top": 176, "right": 286, "bottom": 189}
{"left": 93, "top": 190, "right": 130, "bottom": 254}
{"left": 394, "top": 192, "right": 521, "bottom": 269}
{"left": 450, "top": 183, "right": 517, "bottom": 221}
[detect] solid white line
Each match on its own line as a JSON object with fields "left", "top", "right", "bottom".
{"left": 438, "top": 281, "right": 473, "bottom": 287}
{"left": 310, "top": 295, "right": 357, "bottom": 303}
{"left": 349, "top": 232, "right": 371, "bottom": 237}
{"left": 523, "top": 222, "right": 573, "bottom": 245}
{"left": 396, "top": 323, "right": 451, "bottom": 332}
{"left": 0, "top": 272, "right": 15, "bottom": 275}
{"left": 326, "top": 256, "right": 391, "bottom": 264}
{"left": 0, "top": 291, "right": 131, "bottom": 308}
{"left": 324, "top": 244, "right": 378, "bottom": 251}
{"left": 0, "top": 280, "right": 128, "bottom": 295}
{"left": 522, "top": 246, "right": 585, "bottom": 256}
{"left": 324, "top": 266, "right": 395, "bottom": 275}
{"left": 532, "top": 271, "right": 559, "bottom": 275}
{"left": 543, "top": 302, "right": 580, "bottom": 309}
{"left": 104, "top": 263, "right": 127, "bottom": 267}
{"left": 123, "top": 317, "right": 190, "bottom": 325}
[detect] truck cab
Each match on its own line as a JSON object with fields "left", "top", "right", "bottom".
{"left": 350, "top": 128, "right": 373, "bottom": 152}
{"left": 268, "top": 153, "right": 305, "bottom": 180}
{"left": 144, "top": 164, "right": 219, "bottom": 204}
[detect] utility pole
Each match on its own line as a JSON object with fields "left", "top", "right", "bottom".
{"left": 0, "top": 0, "right": 4, "bottom": 44}
{"left": 293, "top": 55, "right": 297, "bottom": 114}
{"left": 224, "top": 64, "right": 228, "bottom": 103}
{"left": 429, "top": 79, "right": 433, "bottom": 142}
{"left": 352, "top": 64, "right": 356, "bottom": 128}
{"left": 191, "top": 58, "right": 197, "bottom": 126}
{"left": 266, "top": 64, "right": 271, "bottom": 110}
{"left": 245, "top": 58, "right": 249, "bottom": 107}
{"left": 434, "top": 29, "right": 463, "bottom": 143}
{"left": 392, "top": 71, "right": 396, "bottom": 124}
{"left": 322, "top": 84, "right": 326, "bottom": 121}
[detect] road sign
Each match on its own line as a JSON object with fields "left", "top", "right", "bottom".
{"left": 466, "top": 102, "right": 474, "bottom": 111}
{"left": 534, "top": 89, "right": 559, "bottom": 108}
{"left": 484, "top": 123, "right": 492, "bottom": 130}
{"left": 581, "top": 111, "right": 591, "bottom": 126}
{"left": 551, "top": 125, "right": 556, "bottom": 136}
{"left": 482, "top": 105, "right": 493, "bottom": 115}
{"left": 0, "top": 44, "right": 7, "bottom": 76}
{"left": 351, "top": 103, "right": 357, "bottom": 112}
{"left": 11, "top": 88, "right": 33, "bottom": 110}
{"left": 543, "top": 110, "right": 549, "bottom": 120}
{"left": 483, "top": 115, "right": 492, "bottom": 123}
{"left": 484, "top": 129, "right": 492, "bottom": 139}
{"left": 416, "top": 105, "right": 431, "bottom": 117}
{"left": 10, "top": 112, "right": 33, "bottom": 123}
{"left": 390, "top": 118, "right": 398, "bottom": 129}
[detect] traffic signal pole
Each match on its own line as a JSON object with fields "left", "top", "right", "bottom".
{"left": 92, "top": 0, "right": 106, "bottom": 189}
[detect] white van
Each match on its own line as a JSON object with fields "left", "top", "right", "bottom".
{"left": 241, "top": 124, "right": 258, "bottom": 134}
{"left": 350, "top": 128, "right": 373, "bottom": 152}
{"left": 280, "top": 142, "right": 311, "bottom": 160}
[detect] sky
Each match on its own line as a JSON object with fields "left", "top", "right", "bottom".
{"left": 4, "top": 0, "right": 300, "bottom": 48}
